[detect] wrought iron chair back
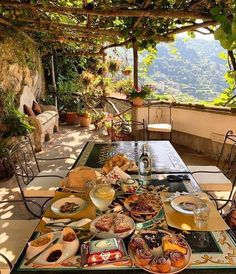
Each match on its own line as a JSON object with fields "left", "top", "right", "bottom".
{"left": 111, "top": 119, "right": 146, "bottom": 141}
{"left": 191, "top": 130, "right": 236, "bottom": 211}
{"left": 217, "top": 130, "right": 236, "bottom": 178}
{"left": 148, "top": 103, "right": 172, "bottom": 124}
{"left": 147, "top": 101, "right": 172, "bottom": 140}
{"left": 3, "top": 135, "right": 72, "bottom": 218}
{"left": 6, "top": 135, "right": 40, "bottom": 187}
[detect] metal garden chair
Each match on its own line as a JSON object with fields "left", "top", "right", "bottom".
{"left": 1, "top": 135, "right": 75, "bottom": 218}
{"left": 147, "top": 101, "right": 173, "bottom": 141}
{"left": 111, "top": 119, "right": 146, "bottom": 141}
{"left": 189, "top": 130, "right": 236, "bottom": 210}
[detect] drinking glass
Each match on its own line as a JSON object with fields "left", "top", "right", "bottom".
{"left": 89, "top": 179, "right": 115, "bottom": 213}
{"left": 193, "top": 202, "right": 210, "bottom": 228}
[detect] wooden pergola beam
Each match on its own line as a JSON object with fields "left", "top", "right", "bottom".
{"left": 10, "top": 17, "right": 121, "bottom": 36}
{"left": 45, "top": 38, "right": 99, "bottom": 47}
{"left": 63, "top": 51, "right": 104, "bottom": 57}
{"left": 167, "top": 20, "right": 217, "bottom": 36}
{"left": 16, "top": 25, "right": 116, "bottom": 40}
{"left": 0, "top": 1, "right": 212, "bottom": 21}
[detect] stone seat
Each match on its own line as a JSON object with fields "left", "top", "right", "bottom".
{"left": 19, "top": 87, "right": 59, "bottom": 151}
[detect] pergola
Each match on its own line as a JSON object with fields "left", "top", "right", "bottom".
{"left": 0, "top": 0, "right": 235, "bottom": 89}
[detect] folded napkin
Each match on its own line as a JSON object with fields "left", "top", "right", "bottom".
{"left": 42, "top": 217, "right": 92, "bottom": 231}
{"left": 106, "top": 166, "right": 131, "bottom": 185}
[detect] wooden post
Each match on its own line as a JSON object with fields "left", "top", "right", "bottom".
{"left": 51, "top": 53, "right": 57, "bottom": 108}
{"left": 133, "top": 39, "right": 138, "bottom": 88}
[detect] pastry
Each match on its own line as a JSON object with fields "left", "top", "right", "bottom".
{"left": 113, "top": 215, "right": 132, "bottom": 233}
{"left": 125, "top": 192, "right": 162, "bottom": 215}
{"left": 141, "top": 230, "right": 170, "bottom": 249}
{"left": 134, "top": 248, "right": 152, "bottom": 266}
{"left": 150, "top": 256, "right": 171, "bottom": 273}
{"left": 102, "top": 154, "right": 129, "bottom": 174}
{"left": 162, "top": 236, "right": 188, "bottom": 254}
{"left": 169, "top": 251, "right": 186, "bottom": 268}
{"left": 95, "top": 214, "right": 113, "bottom": 232}
{"left": 129, "top": 237, "right": 145, "bottom": 251}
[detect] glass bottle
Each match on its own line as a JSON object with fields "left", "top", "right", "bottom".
{"left": 138, "top": 144, "right": 151, "bottom": 184}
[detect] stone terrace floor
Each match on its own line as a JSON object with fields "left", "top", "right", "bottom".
{"left": 0, "top": 124, "right": 234, "bottom": 220}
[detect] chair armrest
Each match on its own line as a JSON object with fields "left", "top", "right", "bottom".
{"left": 40, "top": 104, "right": 58, "bottom": 112}
{"left": 27, "top": 116, "right": 42, "bottom": 133}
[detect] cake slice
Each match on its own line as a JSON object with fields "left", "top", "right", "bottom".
{"left": 162, "top": 236, "right": 187, "bottom": 255}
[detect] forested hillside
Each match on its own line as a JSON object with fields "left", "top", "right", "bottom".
{"left": 140, "top": 38, "right": 228, "bottom": 102}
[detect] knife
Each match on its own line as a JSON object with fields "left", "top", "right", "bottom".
{"left": 25, "top": 237, "right": 60, "bottom": 266}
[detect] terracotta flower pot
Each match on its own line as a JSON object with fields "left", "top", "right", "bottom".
{"left": 131, "top": 97, "right": 144, "bottom": 106}
{"left": 122, "top": 70, "right": 132, "bottom": 76}
{"left": 66, "top": 112, "right": 79, "bottom": 125}
{"left": 79, "top": 116, "right": 91, "bottom": 127}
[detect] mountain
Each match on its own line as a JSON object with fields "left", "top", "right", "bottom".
{"left": 140, "top": 38, "right": 228, "bottom": 102}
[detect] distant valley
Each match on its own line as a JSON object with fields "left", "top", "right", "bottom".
{"left": 139, "top": 38, "right": 228, "bottom": 102}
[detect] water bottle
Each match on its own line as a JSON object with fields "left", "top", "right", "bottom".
{"left": 138, "top": 144, "right": 151, "bottom": 184}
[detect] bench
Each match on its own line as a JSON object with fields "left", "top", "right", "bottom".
{"left": 19, "top": 87, "right": 59, "bottom": 152}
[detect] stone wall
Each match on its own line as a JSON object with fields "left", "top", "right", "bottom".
{"left": 0, "top": 32, "right": 44, "bottom": 109}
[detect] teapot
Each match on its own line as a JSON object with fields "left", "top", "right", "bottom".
{"left": 120, "top": 179, "right": 141, "bottom": 194}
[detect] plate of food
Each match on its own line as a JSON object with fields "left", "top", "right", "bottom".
{"left": 51, "top": 197, "right": 87, "bottom": 216}
{"left": 25, "top": 227, "right": 79, "bottom": 266}
{"left": 124, "top": 193, "right": 162, "bottom": 215}
{"left": 90, "top": 213, "right": 135, "bottom": 239}
{"left": 128, "top": 229, "right": 191, "bottom": 274}
{"left": 170, "top": 195, "right": 203, "bottom": 215}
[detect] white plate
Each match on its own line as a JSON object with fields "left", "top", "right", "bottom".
{"left": 51, "top": 197, "right": 87, "bottom": 216}
{"left": 170, "top": 195, "right": 203, "bottom": 215}
{"left": 90, "top": 213, "right": 135, "bottom": 239}
{"left": 26, "top": 228, "right": 79, "bottom": 266}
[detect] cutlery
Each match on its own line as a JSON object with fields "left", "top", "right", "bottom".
{"left": 45, "top": 223, "right": 88, "bottom": 231}
{"left": 43, "top": 218, "right": 73, "bottom": 225}
{"left": 25, "top": 237, "right": 59, "bottom": 266}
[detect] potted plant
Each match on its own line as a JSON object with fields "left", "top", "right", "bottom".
{"left": 91, "top": 112, "right": 106, "bottom": 130}
{"left": 0, "top": 89, "right": 34, "bottom": 180}
{"left": 81, "top": 71, "right": 94, "bottom": 87}
{"left": 65, "top": 97, "right": 81, "bottom": 125}
{"left": 115, "top": 79, "right": 133, "bottom": 95}
{"left": 129, "top": 85, "right": 155, "bottom": 106}
{"left": 0, "top": 90, "right": 34, "bottom": 138}
{"left": 78, "top": 109, "right": 92, "bottom": 127}
{"left": 122, "top": 65, "right": 132, "bottom": 76}
{"left": 97, "top": 63, "right": 108, "bottom": 76}
{"left": 0, "top": 138, "right": 13, "bottom": 180}
{"left": 108, "top": 58, "right": 121, "bottom": 74}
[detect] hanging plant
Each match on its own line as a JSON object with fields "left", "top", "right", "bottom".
{"left": 108, "top": 58, "right": 121, "bottom": 74}
{"left": 122, "top": 65, "right": 133, "bottom": 76}
{"left": 97, "top": 63, "right": 108, "bottom": 76}
{"left": 81, "top": 71, "right": 94, "bottom": 87}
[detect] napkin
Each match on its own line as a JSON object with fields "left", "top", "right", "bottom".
{"left": 42, "top": 217, "right": 92, "bottom": 231}
{"left": 105, "top": 166, "right": 131, "bottom": 185}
